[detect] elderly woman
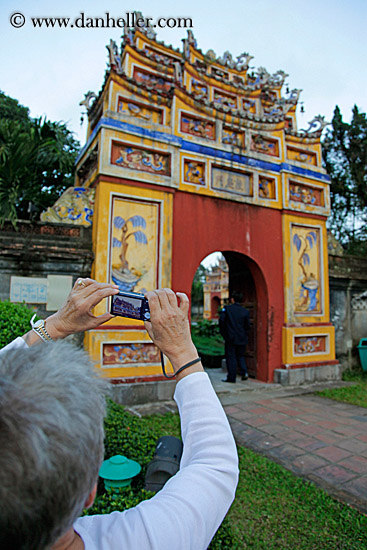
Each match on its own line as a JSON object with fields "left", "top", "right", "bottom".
{"left": 0, "top": 279, "right": 238, "bottom": 550}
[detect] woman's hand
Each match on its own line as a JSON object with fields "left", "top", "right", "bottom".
{"left": 144, "top": 289, "right": 201, "bottom": 377}
{"left": 43, "top": 278, "right": 119, "bottom": 340}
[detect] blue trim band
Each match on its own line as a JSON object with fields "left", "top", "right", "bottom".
{"left": 76, "top": 117, "right": 330, "bottom": 183}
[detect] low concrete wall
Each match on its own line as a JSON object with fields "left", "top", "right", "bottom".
{"left": 274, "top": 363, "right": 342, "bottom": 386}
{"left": 111, "top": 379, "right": 176, "bottom": 406}
{"left": 329, "top": 254, "right": 367, "bottom": 370}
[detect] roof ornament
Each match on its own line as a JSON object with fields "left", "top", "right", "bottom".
{"left": 205, "top": 49, "right": 217, "bottom": 61}
{"left": 300, "top": 115, "right": 330, "bottom": 136}
{"left": 79, "top": 91, "right": 97, "bottom": 111}
{"left": 217, "top": 51, "right": 236, "bottom": 69}
{"left": 247, "top": 67, "right": 270, "bottom": 87}
{"left": 268, "top": 70, "right": 288, "bottom": 87}
{"left": 286, "top": 88, "right": 302, "bottom": 102}
{"left": 235, "top": 52, "right": 254, "bottom": 71}
{"left": 106, "top": 39, "right": 124, "bottom": 74}
{"left": 135, "top": 11, "right": 157, "bottom": 39}
{"left": 187, "top": 30, "right": 197, "bottom": 47}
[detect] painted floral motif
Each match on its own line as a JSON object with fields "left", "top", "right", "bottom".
{"left": 251, "top": 134, "right": 279, "bottom": 156}
{"left": 143, "top": 46, "right": 176, "bottom": 66}
{"left": 287, "top": 146, "right": 317, "bottom": 166}
{"left": 259, "top": 177, "right": 276, "bottom": 199}
{"left": 222, "top": 127, "right": 244, "bottom": 147}
{"left": 293, "top": 228, "right": 321, "bottom": 313}
{"left": 180, "top": 114, "right": 215, "bottom": 140}
{"left": 184, "top": 160, "right": 205, "bottom": 185}
{"left": 103, "top": 343, "right": 160, "bottom": 365}
{"left": 40, "top": 187, "right": 95, "bottom": 226}
{"left": 294, "top": 336, "right": 326, "bottom": 355}
{"left": 289, "top": 183, "right": 324, "bottom": 207}
{"left": 111, "top": 143, "right": 170, "bottom": 175}
{"left": 112, "top": 215, "right": 148, "bottom": 292}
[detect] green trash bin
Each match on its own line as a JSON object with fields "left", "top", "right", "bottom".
{"left": 357, "top": 338, "right": 367, "bottom": 372}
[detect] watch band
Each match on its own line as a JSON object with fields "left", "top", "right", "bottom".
{"left": 30, "top": 314, "right": 54, "bottom": 342}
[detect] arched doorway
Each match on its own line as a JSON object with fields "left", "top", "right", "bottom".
{"left": 223, "top": 252, "right": 257, "bottom": 378}
{"left": 190, "top": 250, "right": 268, "bottom": 380}
{"left": 211, "top": 296, "right": 221, "bottom": 319}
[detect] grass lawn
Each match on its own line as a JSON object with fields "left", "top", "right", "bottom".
{"left": 87, "top": 400, "right": 367, "bottom": 549}
{"left": 231, "top": 446, "right": 367, "bottom": 549}
{"left": 316, "top": 370, "right": 367, "bottom": 408}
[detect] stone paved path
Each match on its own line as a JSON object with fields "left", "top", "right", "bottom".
{"left": 224, "top": 393, "right": 367, "bottom": 513}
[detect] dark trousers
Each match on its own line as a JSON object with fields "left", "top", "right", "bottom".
{"left": 225, "top": 343, "right": 248, "bottom": 382}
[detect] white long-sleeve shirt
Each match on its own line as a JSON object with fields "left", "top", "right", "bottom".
{"left": 1, "top": 337, "right": 239, "bottom": 549}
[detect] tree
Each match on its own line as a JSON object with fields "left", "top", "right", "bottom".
{"left": 0, "top": 91, "right": 80, "bottom": 224}
{"left": 322, "top": 105, "right": 367, "bottom": 255}
{"left": 191, "top": 264, "right": 207, "bottom": 308}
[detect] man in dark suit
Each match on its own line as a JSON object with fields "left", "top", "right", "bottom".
{"left": 219, "top": 291, "right": 250, "bottom": 383}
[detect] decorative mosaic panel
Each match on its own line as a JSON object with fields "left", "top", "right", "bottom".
{"left": 294, "top": 335, "right": 327, "bottom": 355}
{"left": 117, "top": 97, "right": 163, "bottom": 124}
{"left": 109, "top": 196, "right": 159, "bottom": 294}
{"left": 213, "top": 89, "right": 237, "bottom": 108}
{"left": 191, "top": 79, "right": 208, "bottom": 100}
{"left": 180, "top": 113, "right": 215, "bottom": 140}
{"left": 250, "top": 134, "right": 279, "bottom": 157}
{"left": 103, "top": 343, "right": 160, "bottom": 365}
{"left": 222, "top": 126, "right": 244, "bottom": 147}
{"left": 287, "top": 146, "right": 317, "bottom": 166}
{"left": 111, "top": 142, "right": 170, "bottom": 176}
{"left": 289, "top": 182, "right": 324, "bottom": 207}
{"left": 242, "top": 98, "right": 257, "bottom": 114}
{"left": 211, "top": 167, "right": 252, "bottom": 196}
{"left": 291, "top": 225, "right": 322, "bottom": 315}
{"left": 183, "top": 159, "right": 206, "bottom": 185}
{"left": 259, "top": 176, "right": 276, "bottom": 199}
{"left": 133, "top": 67, "right": 172, "bottom": 93}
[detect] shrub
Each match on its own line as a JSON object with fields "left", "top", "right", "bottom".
{"left": 191, "top": 319, "right": 224, "bottom": 356}
{"left": 0, "top": 300, "right": 37, "bottom": 348}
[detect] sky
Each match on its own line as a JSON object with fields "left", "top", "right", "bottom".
{"left": 1, "top": 0, "right": 366, "bottom": 267}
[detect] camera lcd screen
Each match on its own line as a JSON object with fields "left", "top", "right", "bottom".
{"left": 111, "top": 294, "right": 143, "bottom": 320}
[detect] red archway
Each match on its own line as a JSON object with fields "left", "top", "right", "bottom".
{"left": 171, "top": 192, "right": 284, "bottom": 382}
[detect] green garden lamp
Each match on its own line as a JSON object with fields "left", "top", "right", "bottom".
{"left": 99, "top": 455, "right": 141, "bottom": 489}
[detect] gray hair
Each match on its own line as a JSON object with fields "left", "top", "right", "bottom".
{"left": 0, "top": 341, "right": 109, "bottom": 550}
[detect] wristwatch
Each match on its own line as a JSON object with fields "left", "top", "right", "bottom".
{"left": 30, "top": 314, "right": 54, "bottom": 342}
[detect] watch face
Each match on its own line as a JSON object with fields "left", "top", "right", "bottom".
{"left": 34, "top": 320, "right": 44, "bottom": 329}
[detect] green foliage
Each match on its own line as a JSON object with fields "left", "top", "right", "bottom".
{"left": 0, "top": 91, "right": 80, "bottom": 224}
{"left": 85, "top": 487, "right": 155, "bottom": 516}
{"left": 322, "top": 105, "right": 367, "bottom": 255}
{"left": 192, "top": 318, "right": 221, "bottom": 338}
{"left": 191, "top": 319, "right": 224, "bottom": 355}
{"left": 0, "top": 91, "right": 30, "bottom": 125}
{"left": 83, "top": 400, "right": 237, "bottom": 547}
{"left": 191, "top": 264, "right": 207, "bottom": 307}
{"left": 317, "top": 381, "right": 367, "bottom": 408}
{"left": 0, "top": 300, "right": 36, "bottom": 348}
